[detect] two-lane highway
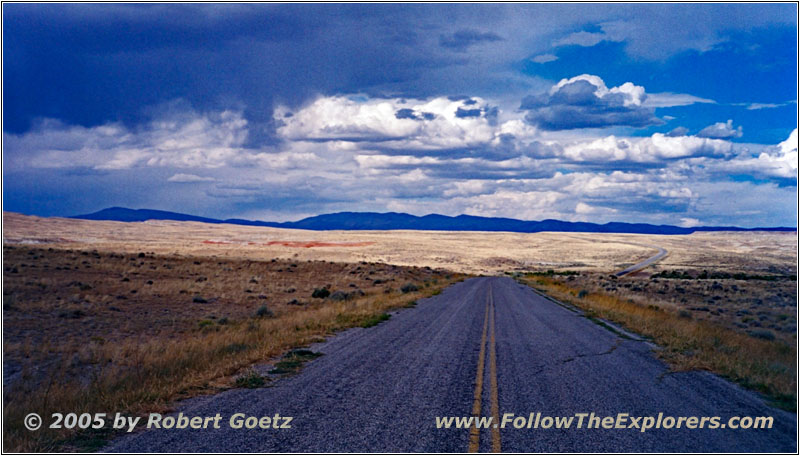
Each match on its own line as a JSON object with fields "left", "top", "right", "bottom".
{"left": 108, "top": 277, "right": 796, "bottom": 452}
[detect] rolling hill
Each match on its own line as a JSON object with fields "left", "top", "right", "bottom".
{"left": 69, "top": 207, "right": 796, "bottom": 235}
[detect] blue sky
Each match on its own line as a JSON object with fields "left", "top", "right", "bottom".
{"left": 3, "top": 4, "right": 797, "bottom": 227}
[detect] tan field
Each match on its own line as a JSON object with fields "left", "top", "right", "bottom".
{"left": 5, "top": 211, "right": 796, "bottom": 344}
{"left": 2, "top": 212, "right": 797, "bottom": 449}
{"left": 3, "top": 212, "right": 796, "bottom": 275}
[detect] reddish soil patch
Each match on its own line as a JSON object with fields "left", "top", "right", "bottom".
{"left": 202, "top": 240, "right": 374, "bottom": 248}
{"left": 263, "top": 241, "right": 374, "bottom": 248}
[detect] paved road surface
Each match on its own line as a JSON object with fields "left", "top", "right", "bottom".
{"left": 108, "top": 277, "right": 795, "bottom": 452}
{"left": 615, "top": 246, "right": 668, "bottom": 277}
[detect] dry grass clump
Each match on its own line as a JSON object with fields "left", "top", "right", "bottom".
{"left": 546, "top": 268, "right": 797, "bottom": 344}
{"left": 520, "top": 275, "right": 796, "bottom": 411}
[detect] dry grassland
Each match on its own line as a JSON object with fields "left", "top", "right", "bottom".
{"left": 3, "top": 213, "right": 795, "bottom": 276}
{"left": 2, "top": 241, "right": 463, "bottom": 451}
{"left": 552, "top": 268, "right": 796, "bottom": 343}
{"left": 2, "top": 212, "right": 796, "bottom": 448}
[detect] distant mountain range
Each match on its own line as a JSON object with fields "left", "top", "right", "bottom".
{"left": 69, "top": 207, "right": 796, "bottom": 235}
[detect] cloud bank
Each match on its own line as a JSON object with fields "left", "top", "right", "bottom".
{"left": 4, "top": 67, "right": 795, "bottom": 228}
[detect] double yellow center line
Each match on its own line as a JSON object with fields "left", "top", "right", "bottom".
{"left": 468, "top": 284, "right": 501, "bottom": 453}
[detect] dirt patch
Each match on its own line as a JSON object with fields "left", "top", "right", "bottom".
{"left": 262, "top": 241, "right": 375, "bottom": 248}
{"left": 202, "top": 240, "right": 375, "bottom": 248}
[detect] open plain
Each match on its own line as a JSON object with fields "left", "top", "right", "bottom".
{"left": 2, "top": 212, "right": 797, "bottom": 451}
{"left": 4, "top": 212, "right": 796, "bottom": 275}
{"left": 4, "top": 212, "right": 796, "bottom": 344}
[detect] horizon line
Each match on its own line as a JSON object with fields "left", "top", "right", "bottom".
{"left": 6, "top": 207, "right": 795, "bottom": 231}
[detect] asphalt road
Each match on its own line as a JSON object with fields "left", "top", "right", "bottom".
{"left": 615, "top": 246, "right": 668, "bottom": 277}
{"left": 108, "top": 277, "right": 796, "bottom": 452}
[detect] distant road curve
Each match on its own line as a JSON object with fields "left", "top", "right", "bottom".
{"left": 615, "top": 246, "right": 668, "bottom": 277}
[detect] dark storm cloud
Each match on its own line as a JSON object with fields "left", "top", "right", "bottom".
{"left": 4, "top": 4, "right": 309, "bottom": 133}
{"left": 438, "top": 29, "right": 503, "bottom": 51}
{"left": 520, "top": 78, "right": 661, "bottom": 130}
{"left": 455, "top": 105, "right": 499, "bottom": 123}
{"left": 395, "top": 108, "right": 435, "bottom": 121}
{"left": 2, "top": 3, "right": 469, "bottom": 136}
{"left": 455, "top": 107, "right": 482, "bottom": 118}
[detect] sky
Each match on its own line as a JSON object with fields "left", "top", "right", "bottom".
{"left": 3, "top": 3, "right": 798, "bottom": 227}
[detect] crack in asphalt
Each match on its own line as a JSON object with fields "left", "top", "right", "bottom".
{"left": 521, "top": 339, "right": 623, "bottom": 378}
{"left": 558, "top": 338, "right": 621, "bottom": 365}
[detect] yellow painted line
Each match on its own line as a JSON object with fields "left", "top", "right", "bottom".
{"left": 468, "top": 292, "right": 490, "bottom": 453}
{"left": 488, "top": 286, "right": 502, "bottom": 453}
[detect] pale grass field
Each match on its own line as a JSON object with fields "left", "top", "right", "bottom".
{"left": 4, "top": 212, "right": 796, "bottom": 275}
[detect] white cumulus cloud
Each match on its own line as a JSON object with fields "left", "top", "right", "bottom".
{"left": 549, "top": 74, "right": 646, "bottom": 107}
{"left": 275, "top": 95, "right": 513, "bottom": 151}
{"left": 5, "top": 109, "right": 251, "bottom": 170}
{"left": 721, "top": 129, "right": 797, "bottom": 179}
{"left": 560, "top": 133, "right": 731, "bottom": 163}
{"left": 167, "top": 173, "right": 216, "bottom": 183}
{"left": 697, "top": 119, "right": 743, "bottom": 139}
{"left": 521, "top": 74, "right": 659, "bottom": 130}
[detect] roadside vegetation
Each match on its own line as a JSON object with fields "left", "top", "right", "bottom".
{"left": 3, "top": 245, "right": 464, "bottom": 451}
{"left": 652, "top": 269, "right": 796, "bottom": 282}
{"left": 517, "top": 273, "right": 796, "bottom": 411}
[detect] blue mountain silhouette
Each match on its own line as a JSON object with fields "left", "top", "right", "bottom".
{"left": 71, "top": 207, "right": 795, "bottom": 235}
